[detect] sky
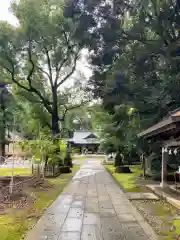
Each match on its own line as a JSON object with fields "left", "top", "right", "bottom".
{"left": 0, "top": 0, "right": 18, "bottom": 25}
{"left": 0, "top": 0, "right": 92, "bottom": 81}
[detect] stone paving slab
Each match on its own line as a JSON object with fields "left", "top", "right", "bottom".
{"left": 85, "top": 202, "right": 99, "bottom": 213}
{"left": 100, "top": 207, "right": 116, "bottom": 217}
{"left": 126, "top": 192, "right": 159, "bottom": 200}
{"left": 101, "top": 217, "right": 126, "bottom": 240}
{"left": 61, "top": 217, "right": 82, "bottom": 232}
{"left": 122, "top": 222, "right": 149, "bottom": 240}
{"left": 81, "top": 225, "right": 103, "bottom": 240}
{"left": 58, "top": 232, "right": 80, "bottom": 240}
{"left": 26, "top": 159, "right": 157, "bottom": 240}
{"left": 84, "top": 213, "right": 101, "bottom": 226}
{"left": 67, "top": 207, "right": 84, "bottom": 220}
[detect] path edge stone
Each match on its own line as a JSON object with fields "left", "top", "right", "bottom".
{"left": 104, "top": 167, "right": 158, "bottom": 240}
{"left": 130, "top": 203, "right": 158, "bottom": 240}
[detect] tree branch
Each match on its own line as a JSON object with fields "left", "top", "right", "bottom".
{"left": 54, "top": 30, "right": 77, "bottom": 87}
{"left": 26, "top": 41, "right": 53, "bottom": 113}
{"left": 26, "top": 41, "right": 35, "bottom": 88}
{"left": 54, "top": 57, "right": 68, "bottom": 86}
{"left": 43, "top": 46, "right": 53, "bottom": 88}
{"left": 57, "top": 53, "right": 79, "bottom": 88}
{"left": 36, "top": 65, "right": 51, "bottom": 79}
{"left": 59, "top": 100, "right": 90, "bottom": 121}
{"left": 1, "top": 55, "right": 32, "bottom": 93}
{"left": 2, "top": 44, "right": 53, "bottom": 114}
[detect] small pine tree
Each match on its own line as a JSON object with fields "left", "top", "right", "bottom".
{"left": 64, "top": 151, "right": 73, "bottom": 167}
{"left": 114, "top": 151, "right": 123, "bottom": 167}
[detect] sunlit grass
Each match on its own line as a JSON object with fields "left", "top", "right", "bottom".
{"left": 0, "top": 168, "right": 32, "bottom": 176}
{"left": 173, "top": 219, "right": 180, "bottom": 235}
{"left": 0, "top": 165, "right": 80, "bottom": 240}
{"left": 105, "top": 165, "right": 143, "bottom": 192}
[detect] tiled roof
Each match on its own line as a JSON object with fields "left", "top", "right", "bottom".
{"left": 69, "top": 130, "right": 100, "bottom": 144}
{"left": 138, "top": 108, "right": 180, "bottom": 138}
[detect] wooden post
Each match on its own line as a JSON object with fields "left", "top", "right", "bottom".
{"left": 160, "top": 147, "right": 168, "bottom": 188}
{"left": 9, "top": 116, "right": 15, "bottom": 194}
{"left": 32, "top": 164, "right": 34, "bottom": 175}
{"left": 141, "top": 154, "right": 146, "bottom": 179}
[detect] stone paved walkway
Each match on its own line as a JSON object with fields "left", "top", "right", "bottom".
{"left": 26, "top": 159, "right": 157, "bottom": 240}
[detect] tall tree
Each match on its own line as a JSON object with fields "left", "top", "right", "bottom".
{"left": 0, "top": 0, "right": 87, "bottom": 137}
{"left": 0, "top": 84, "right": 10, "bottom": 157}
{"left": 0, "top": 83, "right": 22, "bottom": 157}
{"left": 65, "top": 0, "right": 180, "bottom": 159}
{"left": 66, "top": 0, "right": 180, "bottom": 121}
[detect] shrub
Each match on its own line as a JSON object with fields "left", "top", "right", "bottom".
{"left": 71, "top": 148, "right": 81, "bottom": 154}
{"left": 64, "top": 151, "right": 73, "bottom": 167}
{"left": 114, "top": 151, "right": 123, "bottom": 167}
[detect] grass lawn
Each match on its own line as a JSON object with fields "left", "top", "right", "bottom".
{"left": 158, "top": 203, "right": 180, "bottom": 239}
{"left": 0, "top": 165, "right": 80, "bottom": 240}
{"left": 0, "top": 168, "right": 32, "bottom": 176}
{"left": 105, "top": 164, "right": 143, "bottom": 192}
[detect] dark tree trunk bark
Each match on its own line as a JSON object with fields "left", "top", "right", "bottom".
{"left": 141, "top": 154, "right": 146, "bottom": 178}
{"left": 51, "top": 90, "right": 61, "bottom": 163}
{"left": 52, "top": 89, "right": 60, "bottom": 137}
{"left": 0, "top": 120, "right": 6, "bottom": 158}
{"left": 0, "top": 142, "right": 5, "bottom": 158}
{"left": 0, "top": 88, "right": 6, "bottom": 159}
{"left": 52, "top": 112, "right": 60, "bottom": 137}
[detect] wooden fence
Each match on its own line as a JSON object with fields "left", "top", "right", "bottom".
{"left": 0, "top": 176, "right": 43, "bottom": 201}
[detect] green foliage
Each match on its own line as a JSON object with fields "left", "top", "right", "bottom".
{"left": 114, "top": 151, "right": 123, "bottom": 167}
{"left": 64, "top": 151, "right": 73, "bottom": 167}
{"left": 97, "top": 104, "right": 140, "bottom": 157}
{"left": 20, "top": 131, "right": 67, "bottom": 166}
{"left": 59, "top": 140, "right": 67, "bottom": 162}
{"left": 71, "top": 147, "right": 81, "bottom": 154}
{"left": 105, "top": 165, "right": 143, "bottom": 192}
{"left": 62, "top": 106, "right": 92, "bottom": 135}
{"left": 0, "top": 0, "right": 88, "bottom": 136}
{"left": 147, "top": 152, "right": 161, "bottom": 173}
{"left": 66, "top": 0, "right": 180, "bottom": 160}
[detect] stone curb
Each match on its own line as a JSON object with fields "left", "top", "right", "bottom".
{"left": 104, "top": 167, "right": 158, "bottom": 240}
{"left": 147, "top": 184, "right": 180, "bottom": 210}
{"left": 130, "top": 203, "right": 158, "bottom": 240}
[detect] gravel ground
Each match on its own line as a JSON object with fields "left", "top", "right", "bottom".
{"left": 132, "top": 199, "right": 180, "bottom": 239}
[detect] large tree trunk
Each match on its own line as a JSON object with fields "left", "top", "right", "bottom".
{"left": 52, "top": 111, "right": 60, "bottom": 137}
{"left": 52, "top": 90, "right": 60, "bottom": 137}
{"left": 0, "top": 120, "right": 6, "bottom": 158}
{"left": 51, "top": 107, "right": 61, "bottom": 159}
{"left": 0, "top": 88, "right": 6, "bottom": 159}
{"left": 0, "top": 142, "right": 5, "bottom": 158}
{"left": 51, "top": 91, "right": 61, "bottom": 162}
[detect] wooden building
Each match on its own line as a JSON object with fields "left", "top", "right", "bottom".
{"left": 138, "top": 108, "right": 180, "bottom": 187}
{"left": 68, "top": 130, "right": 100, "bottom": 153}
